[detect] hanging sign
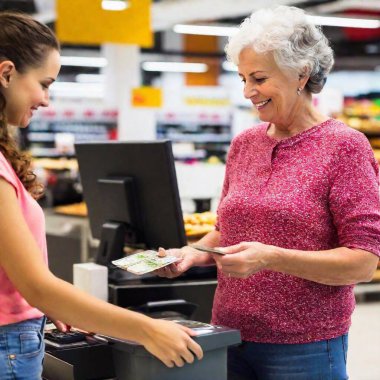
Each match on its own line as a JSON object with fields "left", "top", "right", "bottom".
{"left": 56, "top": 0, "right": 152, "bottom": 47}
{"left": 132, "top": 87, "right": 162, "bottom": 108}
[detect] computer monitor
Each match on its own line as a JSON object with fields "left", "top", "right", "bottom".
{"left": 75, "top": 140, "right": 187, "bottom": 272}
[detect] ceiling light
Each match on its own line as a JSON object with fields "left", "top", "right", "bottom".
{"left": 102, "top": 0, "right": 129, "bottom": 11}
{"left": 76, "top": 74, "right": 105, "bottom": 83}
{"left": 173, "top": 24, "right": 238, "bottom": 37}
{"left": 308, "top": 15, "right": 380, "bottom": 29}
{"left": 222, "top": 61, "right": 238, "bottom": 72}
{"left": 142, "top": 62, "right": 208, "bottom": 73}
{"left": 50, "top": 82, "right": 104, "bottom": 99}
{"left": 60, "top": 56, "right": 108, "bottom": 68}
{"left": 174, "top": 16, "right": 380, "bottom": 37}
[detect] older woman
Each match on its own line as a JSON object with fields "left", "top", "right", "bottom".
{"left": 158, "top": 5, "right": 380, "bottom": 380}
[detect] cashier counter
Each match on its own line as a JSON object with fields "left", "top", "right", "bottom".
{"left": 43, "top": 320, "right": 241, "bottom": 380}
{"left": 43, "top": 266, "right": 241, "bottom": 380}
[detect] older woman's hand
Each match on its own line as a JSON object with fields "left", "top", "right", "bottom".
{"left": 154, "top": 246, "right": 211, "bottom": 279}
{"left": 212, "top": 242, "right": 275, "bottom": 278}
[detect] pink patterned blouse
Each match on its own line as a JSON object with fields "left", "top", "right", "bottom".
{"left": 212, "top": 119, "right": 380, "bottom": 343}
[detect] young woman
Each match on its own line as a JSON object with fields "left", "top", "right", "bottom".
{"left": 0, "top": 11, "right": 202, "bottom": 379}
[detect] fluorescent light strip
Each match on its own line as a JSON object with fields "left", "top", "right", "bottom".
{"left": 51, "top": 82, "right": 103, "bottom": 91}
{"left": 102, "top": 0, "right": 129, "bottom": 11}
{"left": 50, "top": 82, "right": 104, "bottom": 99}
{"left": 60, "top": 56, "right": 108, "bottom": 68}
{"left": 174, "top": 16, "right": 380, "bottom": 37}
{"left": 142, "top": 62, "right": 208, "bottom": 73}
{"left": 308, "top": 15, "right": 380, "bottom": 28}
{"left": 76, "top": 74, "right": 105, "bottom": 83}
{"left": 173, "top": 24, "right": 238, "bottom": 37}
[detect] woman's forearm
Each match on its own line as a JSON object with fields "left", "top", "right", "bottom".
{"left": 268, "top": 246, "right": 379, "bottom": 286}
{"left": 28, "top": 272, "right": 153, "bottom": 342}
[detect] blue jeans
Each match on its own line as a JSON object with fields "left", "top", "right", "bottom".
{"left": 0, "top": 317, "right": 45, "bottom": 380}
{"left": 228, "top": 334, "right": 348, "bottom": 380}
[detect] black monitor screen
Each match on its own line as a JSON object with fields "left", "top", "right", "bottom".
{"left": 75, "top": 140, "right": 187, "bottom": 265}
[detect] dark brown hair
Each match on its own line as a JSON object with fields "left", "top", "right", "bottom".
{"left": 0, "top": 11, "right": 60, "bottom": 199}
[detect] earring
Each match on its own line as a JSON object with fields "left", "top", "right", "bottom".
{"left": 297, "top": 87, "right": 302, "bottom": 96}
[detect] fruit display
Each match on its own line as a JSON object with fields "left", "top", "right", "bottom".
{"left": 338, "top": 98, "right": 380, "bottom": 135}
{"left": 337, "top": 98, "right": 380, "bottom": 162}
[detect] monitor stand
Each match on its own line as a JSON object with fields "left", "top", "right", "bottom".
{"left": 96, "top": 222, "right": 127, "bottom": 266}
{"left": 96, "top": 222, "right": 157, "bottom": 284}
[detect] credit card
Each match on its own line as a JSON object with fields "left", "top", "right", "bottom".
{"left": 191, "top": 245, "right": 226, "bottom": 255}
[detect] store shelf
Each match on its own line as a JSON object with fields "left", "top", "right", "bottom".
{"left": 167, "top": 133, "right": 231, "bottom": 143}
{"left": 338, "top": 97, "right": 380, "bottom": 138}
{"left": 23, "top": 105, "right": 118, "bottom": 157}
{"left": 30, "top": 147, "right": 75, "bottom": 158}
{"left": 156, "top": 110, "right": 233, "bottom": 162}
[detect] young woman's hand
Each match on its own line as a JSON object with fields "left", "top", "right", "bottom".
{"left": 48, "top": 317, "right": 71, "bottom": 332}
{"left": 140, "top": 318, "right": 203, "bottom": 367}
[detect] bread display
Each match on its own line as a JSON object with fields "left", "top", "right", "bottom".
{"left": 54, "top": 203, "right": 217, "bottom": 238}
{"left": 184, "top": 211, "right": 217, "bottom": 237}
{"left": 54, "top": 202, "right": 88, "bottom": 217}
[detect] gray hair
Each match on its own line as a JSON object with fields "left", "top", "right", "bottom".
{"left": 225, "top": 6, "right": 334, "bottom": 94}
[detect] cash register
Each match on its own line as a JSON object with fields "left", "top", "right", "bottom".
{"left": 42, "top": 141, "right": 241, "bottom": 380}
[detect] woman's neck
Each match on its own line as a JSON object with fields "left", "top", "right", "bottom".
{"left": 267, "top": 98, "right": 329, "bottom": 140}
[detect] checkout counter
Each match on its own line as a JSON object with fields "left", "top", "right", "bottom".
{"left": 43, "top": 231, "right": 239, "bottom": 379}
{"left": 44, "top": 227, "right": 228, "bottom": 379}
{"left": 43, "top": 321, "right": 241, "bottom": 380}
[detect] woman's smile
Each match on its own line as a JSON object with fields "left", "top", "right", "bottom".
{"left": 253, "top": 98, "right": 272, "bottom": 110}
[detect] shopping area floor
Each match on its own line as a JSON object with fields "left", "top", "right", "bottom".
{"left": 348, "top": 301, "right": 380, "bottom": 379}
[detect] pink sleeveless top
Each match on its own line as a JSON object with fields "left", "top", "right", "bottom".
{"left": 0, "top": 152, "right": 48, "bottom": 325}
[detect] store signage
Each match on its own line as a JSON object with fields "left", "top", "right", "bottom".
{"left": 184, "top": 97, "right": 230, "bottom": 107}
{"left": 132, "top": 87, "right": 162, "bottom": 108}
{"left": 56, "top": 0, "right": 152, "bottom": 47}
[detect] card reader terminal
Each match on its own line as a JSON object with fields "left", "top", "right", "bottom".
{"left": 44, "top": 329, "right": 87, "bottom": 344}
{"left": 100, "top": 321, "right": 241, "bottom": 380}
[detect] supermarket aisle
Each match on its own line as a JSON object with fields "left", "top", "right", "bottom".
{"left": 348, "top": 301, "right": 380, "bottom": 380}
